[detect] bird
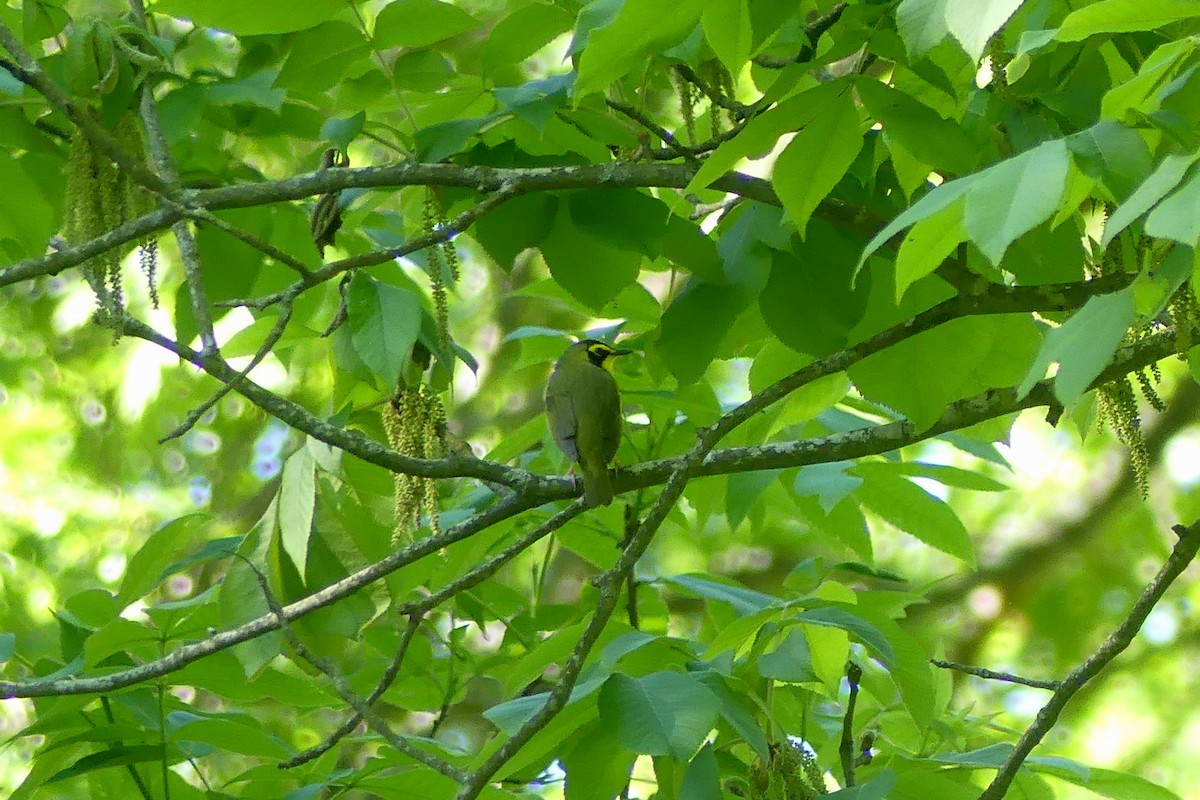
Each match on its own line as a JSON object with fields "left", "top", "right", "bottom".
{"left": 545, "top": 339, "right": 632, "bottom": 507}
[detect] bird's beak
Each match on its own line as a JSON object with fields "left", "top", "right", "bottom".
{"left": 612, "top": 348, "right": 633, "bottom": 356}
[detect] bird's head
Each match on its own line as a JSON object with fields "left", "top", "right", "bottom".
{"left": 571, "top": 339, "right": 632, "bottom": 371}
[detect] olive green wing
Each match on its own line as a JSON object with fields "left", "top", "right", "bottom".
{"left": 544, "top": 379, "right": 580, "bottom": 462}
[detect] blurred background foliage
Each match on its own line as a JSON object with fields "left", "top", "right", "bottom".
{"left": 2, "top": 0, "right": 1200, "bottom": 798}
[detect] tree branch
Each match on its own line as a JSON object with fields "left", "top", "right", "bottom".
{"left": 754, "top": 2, "right": 850, "bottom": 68}
{"left": 244, "top": 556, "right": 465, "bottom": 781}
{"left": 0, "top": 493, "right": 535, "bottom": 699}
{"left": 930, "top": 659, "right": 1060, "bottom": 691}
{"left": 976, "top": 519, "right": 1200, "bottom": 800}
{"left": 280, "top": 613, "right": 424, "bottom": 769}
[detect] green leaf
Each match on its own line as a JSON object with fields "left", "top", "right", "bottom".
{"left": 693, "top": 672, "right": 770, "bottom": 759}
{"left": 561, "top": 722, "right": 638, "bottom": 800}
{"left": 686, "top": 80, "right": 849, "bottom": 195}
{"left": 471, "top": 193, "right": 558, "bottom": 269}
{"left": 1100, "top": 38, "right": 1198, "bottom": 121}
{"left": 757, "top": 629, "right": 819, "bottom": 682}
{"left": 727, "top": 470, "right": 782, "bottom": 531}
{"left": 761, "top": 229, "right": 868, "bottom": 357}
{"left": 702, "top": 0, "right": 752, "bottom": 73}
{"left": 279, "top": 446, "right": 316, "bottom": 576}
{"left": 47, "top": 745, "right": 165, "bottom": 783}
{"left": 171, "top": 716, "right": 291, "bottom": 759}
{"left": 567, "top": 189, "right": 670, "bottom": 255}
{"left": 485, "top": 674, "right": 608, "bottom": 734}
{"left": 116, "top": 514, "right": 211, "bottom": 608}
{"left": 574, "top": 0, "right": 707, "bottom": 97}
{"left": 857, "top": 79, "right": 977, "bottom": 175}
{"left": 825, "top": 771, "right": 898, "bottom": 800}
{"left": 217, "top": 499, "right": 283, "bottom": 678}
{"left": 680, "top": 743, "right": 722, "bottom": 800}
{"left": 876, "top": 461, "right": 1009, "bottom": 492}
{"left": 0, "top": 155, "right": 57, "bottom": 258}
{"left": 346, "top": 273, "right": 422, "bottom": 387}
{"left": 598, "top": 672, "right": 720, "bottom": 759}
{"left": 154, "top": 0, "right": 347, "bottom": 34}
{"left": 663, "top": 574, "right": 778, "bottom": 615}
{"left": 1102, "top": 151, "right": 1200, "bottom": 247}
{"left": 661, "top": 216, "right": 724, "bottom": 282}
{"left": 850, "top": 315, "right": 1041, "bottom": 431}
{"left": 483, "top": 3, "right": 574, "bottom": 75}
{"left": 795, "top": 606, "right": 895, "bottom": 666}
{"left": 1145, "top": 165, "right": 1200, "bottom": 246}
{"left": 655, "top": 280, "right": 752, "bottom": 386}
{"left": 772, "top": 87, "right": 862, "bottom": 236}
{"left": 0, "top": 632, "right": 13, "bottom": 662}
{"left": 1030, "top": 759, "right": 1182, "bottom": 800}
{"left": 540, "top": 199, "right": 642, "bottom": 311}
{"left": 894, "top": 198, "right": 966, "bottom": 302}
{"left": 1017, "top": 289, "right": 1135, "bottom": 404}
{"left": 1058, "top": 0, "right": 1200, "bottom": 41}
{"left": 373, "top": 0, "right": 478, "bottom": 49}
{"left": 858, "top": 174, "right": 977, "bottom": 272}
{"left": 896, "top": 0, "right": 951, "bottom": 58}
{"left": 321, "top": 112, "right": 365, "bottom": 150}
{"left": 276, "top": 21, "right": 369, "bottom": 92}
{"left": 854, "top": 474, "right": 976, "bottom": 564}
{"left": 794, "top": 462, "right": 863, "bottom": 512}
{"left": 1065, "top": 121, "right": 1153, "bottom": 201}
{"left": 946, "top": 0, "right": 1026, "bottom": 61}
{"left": 964, "top": 139, "right": 1070, "bottom": 264}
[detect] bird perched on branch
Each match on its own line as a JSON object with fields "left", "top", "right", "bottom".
{"left": 545, "top": 339, "right": 631, "bottom": 507}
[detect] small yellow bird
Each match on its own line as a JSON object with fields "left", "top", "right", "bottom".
{"left": 545, "top": 339, "right": 631, "bottom": 507}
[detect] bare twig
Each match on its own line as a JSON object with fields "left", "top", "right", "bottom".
{"left": 185, "top": 206, "right": 314, "bottom": 275}
{"left": 159, "top": 294, "right": 298, "bottom": 442}
{"left": 754, "top": 2, "right": 849, "bottom": 68}
{"left": 1, "top": 284, "right": 1188, "bottom": 704}
{"left": 219, "top": 179, "right": 520, "bottom": 310}
{"left": 241, "top": 555, "right": 465, "bottom": 781}
{"left": 0, "top": 161, "right": 788, "bottom": 291}
{"left": 280, "top": 614, "right": 424, "bottom": 768}
{"left": 607, "top": 99, "right": 702, "bottom": 165}
{"left": 839, "top": 661, "right": 863, "bottom": 787}
{"left": 671, "top": 64, "right": 753, "bottom": 117}
{"left": 976, "top": 520, "right": 1200, "bottom": 800}
{"left": 930, "top": 659, "right": 1060, "bottom": 691}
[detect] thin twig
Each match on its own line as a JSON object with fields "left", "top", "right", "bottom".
{"left": 159, "top": 294, "right": 298, "bottom": 442}
{"left": 672, "top": 64, "right": 752, "bottom": 117}
{"left": 753, "top": 2, "right": 849, "bottom": 68}
{"left": 0, "top": 161, "right": 786, "bottom": 291}
{"left": 607, "top": 99, "right": 702, "bottom": 165}
{"left": 240, "top": 555, "right": 466, "bottom": 781}
{"left": 930, "top": 659, "right": 1060, "bottom": 691}
{"left": 280, "top": 613, "right": 424, "bottom": 769}
{"left": 219, "top": 179, "right": 522, "bottom": 310}
{"left": 839, "top": 661, "right": 863, "bottom": 787}
{"left": 0, "top": 291, "right": 1189, "bottom": 702}
{"left": 976, "top": 520, "right": 1200, "bottom": 800}
{"left": 184, "top": 206, "right": 314, "bottom": 275}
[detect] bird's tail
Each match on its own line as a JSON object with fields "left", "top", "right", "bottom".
{"left": 580, "top": 458, "right": 614, "bottom": 507}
